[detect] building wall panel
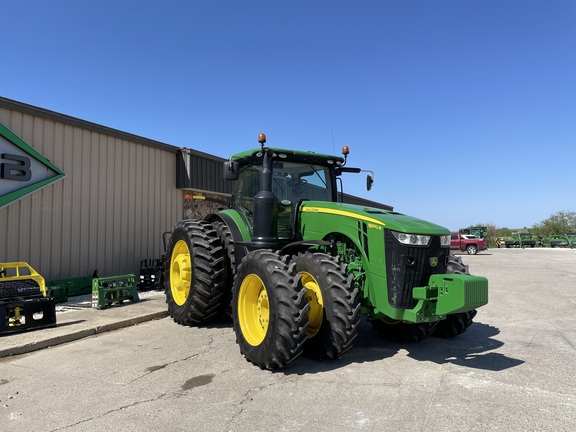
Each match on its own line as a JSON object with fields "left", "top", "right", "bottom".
{"left": 0, "top": 107, "right": 182, "bottom": 281}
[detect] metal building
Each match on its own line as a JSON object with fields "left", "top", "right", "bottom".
{"left": 1, "top": 97, "right": 391, "bottom": 281}
{"left": 1, "top": 98, "right": 197, "bottom": 280}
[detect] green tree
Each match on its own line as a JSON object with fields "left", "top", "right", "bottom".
{"left": 532, "top": 211, "right": 576, "bottom": 237}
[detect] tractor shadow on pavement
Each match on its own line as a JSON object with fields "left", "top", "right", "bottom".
{"left": 281, "top": 318, "right": 524, "bottom": 376}
{"left": 400, "top": 322, "right": 524, "bottom": 371}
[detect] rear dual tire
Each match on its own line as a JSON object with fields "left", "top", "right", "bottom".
{"left": 165, "top": 220, "right": 225, "bottom": 325}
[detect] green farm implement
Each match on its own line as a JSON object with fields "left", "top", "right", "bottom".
{"left": 541, "top": 235, "right": 569, "bottom": 248}
{"left": 565, "top": 233, "right": 576, "bottom": 248}
{"left": 518, "top": 233, "right": 536, "bottom": 248}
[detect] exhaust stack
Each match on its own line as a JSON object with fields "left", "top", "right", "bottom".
{"left": 251, "top": 135, "right": 279, "bottom": 248}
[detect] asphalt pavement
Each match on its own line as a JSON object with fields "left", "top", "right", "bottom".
{"left": 1, "top": 248, "right": 575, "bottom": 431}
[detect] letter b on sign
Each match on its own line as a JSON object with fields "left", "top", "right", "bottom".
{"left": 1, "top": 154, "right": 32, "bottom": 181}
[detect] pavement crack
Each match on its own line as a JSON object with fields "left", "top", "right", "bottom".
{"left": 225, "top": 375, "right": 298, "bottom": 429}
{"left": 48, "top": 393, "right": 169, "bottom": 431}
{"left": 226, "top": 383, "right": 271, "bottom": 426}
{"left": 125, "top": 335, "right": 217, "bottom": 385}
{"left": 550, "top": 321, "right": 576, "bottom": 352}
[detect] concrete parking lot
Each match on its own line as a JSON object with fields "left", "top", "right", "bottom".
{"left": 1, "top": 248, "right": 575, "bottom": 431}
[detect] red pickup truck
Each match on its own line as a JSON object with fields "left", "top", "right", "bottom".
{"left": 450, "top": 233, "right": 486, "bottom": 255}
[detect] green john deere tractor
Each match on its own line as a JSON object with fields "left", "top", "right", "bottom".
{"left": 164, "top": 134, "right": 489, "bottom": 370}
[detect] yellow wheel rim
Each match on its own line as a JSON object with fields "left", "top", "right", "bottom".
{"left": 170, "top": 240, "right": 192, "bottom": 306}
{"left": 301, "top": 272, "right": 323, "bottom": 338}
{"left": 238, "top": 274, "right": 269, "bottom": 346}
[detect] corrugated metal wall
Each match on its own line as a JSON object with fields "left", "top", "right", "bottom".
{"left": 189, "top": 152, "right": 233, "bottom": 195}
{"left": 0, "top": 105, "right": 182, "bottom": 281}
{"left": 176, "top": 148, "right": 233, "bottom": 195}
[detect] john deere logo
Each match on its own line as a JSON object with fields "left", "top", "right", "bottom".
{"left": 0, "top": 123, "right": 65, "bottom": 208}
{"left": 429, "top": 257, "right": 439, "bottom": 267}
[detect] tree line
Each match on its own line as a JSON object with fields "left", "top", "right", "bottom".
{"left": 469, "top": 210, "right": 576, "bottom": 244}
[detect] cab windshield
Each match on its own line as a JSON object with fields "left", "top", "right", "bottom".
{"left": 232, "top": 161, "right": 333, "bottom": 220}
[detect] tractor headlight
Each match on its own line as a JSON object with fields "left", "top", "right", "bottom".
{"left": 391, "top": 231, "right": 431, "bottom": 246}
{"left": 440, "top": 235, "right": 451, "bottom": 247}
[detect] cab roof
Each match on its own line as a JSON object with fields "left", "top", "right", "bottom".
{"left": 230, "top": 147, "right": 346, "bottom": 167}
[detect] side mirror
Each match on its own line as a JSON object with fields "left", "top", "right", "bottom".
{"left": 223, "top": 161, "right": 240, "bottom": 180}
{"left": 366, "top": 174, "right": 374, "bottom": 191}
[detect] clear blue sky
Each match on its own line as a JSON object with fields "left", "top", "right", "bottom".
{"left": 3, "top": 0, "right": 575, "bottom": 231}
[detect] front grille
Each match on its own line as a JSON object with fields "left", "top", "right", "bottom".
{"left": 384, "top": 230, "right": 449, "bottom": 309}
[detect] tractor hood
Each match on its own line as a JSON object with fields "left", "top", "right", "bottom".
{"left": 299, "top": 201, "right": 450, "bottom": 235}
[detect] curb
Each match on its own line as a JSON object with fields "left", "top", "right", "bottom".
{"left": 0, "top": 303, "right": 169, "bottom": 358}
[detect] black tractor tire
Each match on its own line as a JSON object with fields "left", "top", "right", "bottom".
{"left": 292, "top": 251, "right": 361, "bottom": 360}
{"left": 212, "top": 221, "right": 236, "bottom": 320}
{"left": 371, "top": 319, "right": 438, "bottom": 343}
{"left": 432, "top": 310, "right": 478, "bottom": 338}
{"left": 432, "top": 253, "right": 477, "bottom": 338}
{"left": 164, "top": 219, "right": 225, "bottom": 325}
{"left": 466, "top": 244, "right": 478, "bottom": 255}
{"left": 232, "top": 250, "right": 309, "bottom": 370}
{"left": 446, "top": 253, "right": 468, "bottom": 274}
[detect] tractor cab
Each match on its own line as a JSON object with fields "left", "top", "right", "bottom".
{"left": 223, "top": 133, "right": 373, "bottom": 243}
{"left": 230, "top": 158, "right": 335, "bottom": 239}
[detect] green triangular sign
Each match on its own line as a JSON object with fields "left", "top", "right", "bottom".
{"left": 0, "top": 123, "right": 66, "bottom": 208}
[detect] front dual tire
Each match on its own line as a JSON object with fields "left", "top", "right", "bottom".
{"left": 292, "top": 251, "right": 360, "bottom": 360}
{"left": 233, "top": 250, "right": 309, "bottom": 370}
{"left": 232, "top": 250, "right": 361, "bottom": 370}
